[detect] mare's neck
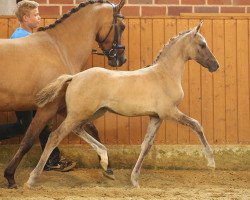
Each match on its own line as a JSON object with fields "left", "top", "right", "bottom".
{"left": 45, "top": 4, "right": 112, "bottom": 73}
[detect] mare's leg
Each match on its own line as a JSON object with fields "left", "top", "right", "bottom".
{"left": 4, "top": 104, "right": 58, "bottom": 189}
{"left": 131, "top": 117, "right": 162, "bottom": 188}
{"left": 0, "top": 111, "right": 33, "bottom": 140}
{"left": 26, "top": 115, "right": 81, "bottom": 187}
{"left": 171, "top": 109, "right": 215, "bottom": 168}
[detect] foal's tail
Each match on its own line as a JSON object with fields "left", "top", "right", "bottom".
{"left": 36, "top": 74, "right": 74, "bottom": 108}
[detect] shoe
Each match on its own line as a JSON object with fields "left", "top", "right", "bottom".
{"left": 44, "top": 157, "right": 76, "bottom": 172}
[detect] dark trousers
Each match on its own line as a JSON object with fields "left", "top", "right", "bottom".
{"left": 0, "top": 111, "right": 60, "bottom": 165}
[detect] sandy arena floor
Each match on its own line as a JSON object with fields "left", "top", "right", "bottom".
{"left": 0, "top": 165, "right": 249, "bottom": 200}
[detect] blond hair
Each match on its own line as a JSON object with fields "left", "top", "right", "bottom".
{"left": 15, "top": 0, "right": 39, "bottom": 22}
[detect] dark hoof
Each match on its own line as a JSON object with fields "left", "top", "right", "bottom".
{"left": 8, "top": 183, "right": 18, "bottom": 189}
{"left": 102, "top": 169, "right": 115, "bottom": 180}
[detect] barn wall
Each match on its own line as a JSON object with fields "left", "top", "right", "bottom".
{"left": 0, "top": 15, "right": 250, "bottom": 145}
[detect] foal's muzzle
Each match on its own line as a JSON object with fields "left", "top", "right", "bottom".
{"left": 196, "top": 58, "right": 219, "bottom": 73}
{"left": 208, "top": 61, "right": 219, "bottom": 72}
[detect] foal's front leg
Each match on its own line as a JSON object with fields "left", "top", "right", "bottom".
{"left": 131, "top": 116, "right": 162, "bottom": 188}
{"left": 172, "top": 109, "right": 215, "bottom": 168}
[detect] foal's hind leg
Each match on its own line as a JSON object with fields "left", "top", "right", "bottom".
{"left": 26, "top": 115, "right": 82, "bottom": 187}
{"left": 83, "top": 123, "right": 114, "bottom": 179}
{"left": 172, "top": 109, "right": 215, "bottom": 168}
{"left": 4, "top": 104, "right": 58, "bottom": 189}
{"left": 131, "top": 117, "right": 162, "bottom": 188}
{"left": 59, "top": 108, "right": 114, "bottom": 178}
{"left": 74, "top": 124, "right": 108, "bottom": 171}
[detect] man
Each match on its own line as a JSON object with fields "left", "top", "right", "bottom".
{"left": 0, "top": 0, "right": 76, "bottom": 172}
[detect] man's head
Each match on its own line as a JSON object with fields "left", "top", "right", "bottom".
{"left": 15, "top": 0, "right": 41, "bottom": 29}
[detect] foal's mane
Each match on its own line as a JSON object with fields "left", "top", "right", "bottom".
{"left": 38, "top": 0, "right": 110, "bottom": 32}
{"left": 152, "top": 29, "right": 192, "bottom": 64}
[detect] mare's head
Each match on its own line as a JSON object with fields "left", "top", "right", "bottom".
{"left": 95, "top": 0, "right": 126, "bottom": 67}
{"left": 185, "top": 21, "right": 219, "bottom": 72}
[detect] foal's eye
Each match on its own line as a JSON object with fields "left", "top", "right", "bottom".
{"left": 200, "top": 43, "right": 206, "bottom": 49}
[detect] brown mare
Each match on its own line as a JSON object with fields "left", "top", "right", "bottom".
{"left": 27, "top": 21, "right": 219, "bottom": 188}
{"left": 2, "top": 0, "right": 126, "bottom": 189}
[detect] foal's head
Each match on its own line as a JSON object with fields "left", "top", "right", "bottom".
{"left": 96, "top": 0, "right": 126, "bottom": 67}
{"left": 186, "top": 21, "right": 219, "bottom": 72}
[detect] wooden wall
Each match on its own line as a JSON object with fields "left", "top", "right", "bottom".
{"left": 0, "top": 15, "right": 250, "bottom": 145}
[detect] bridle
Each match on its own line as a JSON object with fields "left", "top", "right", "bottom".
{"left": 92, "top": 2, "right": 125, "bottom": 61}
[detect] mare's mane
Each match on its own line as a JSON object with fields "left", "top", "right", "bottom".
{"left": 38, "top": 0, "right": 110, "bottom": 31}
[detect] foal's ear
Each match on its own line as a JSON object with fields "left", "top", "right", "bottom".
{"left": 117, "top": 0, "right": 126, "bottom": 12}
{"left": 195, "top": 20, "right": 203, "bottom": 34}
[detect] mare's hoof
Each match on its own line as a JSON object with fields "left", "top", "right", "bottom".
{"left": 8, "top": 183, "right": 18, "bottom": 189}
{"left": 103, "top": 169, "right": 115, "bottom": 180}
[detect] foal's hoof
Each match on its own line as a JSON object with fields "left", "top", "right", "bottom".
{"left": 103, "top": 168, "right": 115, "bottom": 180}
{"left": 207, "top": 159, "right": 216, "bottom": 169}
{"left": 8, "top": 183, "right": 18, "bottom": 189}
{"left": 24, "top": 177, "right": 36, "bottom": 189}
{"left": 131, "top": 179, "right": 140, "bottom": 188}
{"left": 24, "top": 182, "right": 32, "bottom": 189}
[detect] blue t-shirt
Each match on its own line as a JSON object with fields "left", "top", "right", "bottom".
{"left": 10, "top": 27, "right": 31, "bottom": 39}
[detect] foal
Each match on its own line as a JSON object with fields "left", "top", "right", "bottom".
{"left": 27, "top": 21, "right": 219, "bottom": 188}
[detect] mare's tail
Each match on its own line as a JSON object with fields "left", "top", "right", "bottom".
{"left": 36, "top": 74, "right": 74, "bottom": 108}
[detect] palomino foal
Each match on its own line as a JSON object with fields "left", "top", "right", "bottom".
{"left": 27, "top": 21, "right": 219, "bottom": 188}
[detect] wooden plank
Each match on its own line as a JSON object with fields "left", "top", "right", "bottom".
{"left": 188, "top": 19, "right": 202, "bottom": 144}
{"left": 200, "top": 19, "right": 214, "bottom": 144}
{"left": 164, "top": 18, "right": 178, "bottom": 144}
{"left": 0, "top": 18, "right": 8, "bottom": 38}
{"left": 117, "top": 18, "right": 130, "bottom": 144}
{"left": 140, "top": 19, "right": 152, "bottom": 144}
{"left": 152, "top": 18, "right": 166, "bottom": 144}
{"left": 8, "top": 18, "right": 19, "bottom": 38}
{"left": 225, "top": 19, "right": 238, "bottom": 144}
{"left": 237, "top": 20, "right": 250, "bottom": 143}
{"left": 128, "top": 19, "right": 142, "bottom": 144}
{"left": 176, "top": 19, "right": 189, "bottom": 144}
{"left": 213, "top": 19, "right": 226, "bottom": 144}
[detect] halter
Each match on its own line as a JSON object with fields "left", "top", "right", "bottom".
{"left": 92, "top": 2, "right": 125, "bottom": 61}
